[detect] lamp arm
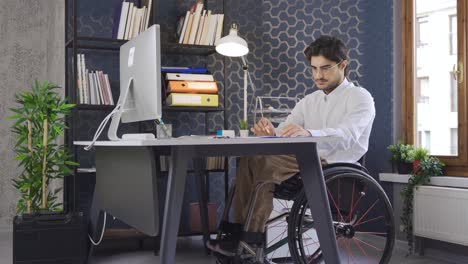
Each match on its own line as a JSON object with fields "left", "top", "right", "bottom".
{"left": 241, "top": 56, "right": 258, "bottom": 124}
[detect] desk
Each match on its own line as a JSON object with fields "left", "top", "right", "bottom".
{"left": 75, "top": 136, "right": 341, "bottom": 263}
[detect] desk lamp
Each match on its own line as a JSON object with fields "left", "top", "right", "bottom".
{"left": 215, "top": 23, "right": 250, "bottom": 125}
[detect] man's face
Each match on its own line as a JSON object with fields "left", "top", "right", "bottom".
{"left": 310, "top": 55, "right": 347, "bottom": 93}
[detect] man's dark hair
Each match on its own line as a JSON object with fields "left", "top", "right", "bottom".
{"left": 304, "top": 35, "right": 349, "bottom": 66}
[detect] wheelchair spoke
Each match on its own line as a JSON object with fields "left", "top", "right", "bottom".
{"left": 353, "top": 215, "right": 385, "bottom": 227}
{"left": 354, "top": 199, "right": 379, "bottom": 227}
{"left": 355, "top": 231, "right": 388, "bottom": 235}
{"left": 353, "top": 236, "right": 383, "bottom": 252}
{"left": 327, "top": 187, "right": 345, "bottom": 222}
{"left": 347, "top": 180, "right": 356, "bottom": 222}
{"left": 352, "top": 238, "right": 371, "bottom": 262}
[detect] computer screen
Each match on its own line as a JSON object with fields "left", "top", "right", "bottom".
{"left": 107, "top": 24, "right": 162, "bottom": 140}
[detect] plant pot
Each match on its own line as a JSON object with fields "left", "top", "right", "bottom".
{"left": 13, "top": 212, "right": 87, "bottom": 264}
{"left": 239, "top": 129, "right": 249, "bottom": 137}
{"left": 413, "top": 160, "right": 420, "bottom": 172}
{"left": 397, "top": 162, "right": 413, "bottom": 174}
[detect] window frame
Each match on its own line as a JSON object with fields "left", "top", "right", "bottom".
{"left": 402, "top": 0, "right": 468, "bottom": 176}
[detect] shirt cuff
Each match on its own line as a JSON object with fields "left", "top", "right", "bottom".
{"left": 308, "top": 129, "right": 326, "bottom": 137}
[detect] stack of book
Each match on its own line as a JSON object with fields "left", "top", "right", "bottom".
{"left": 206, "top": 156, "right": 225, "bottom": 171}
{"left": 176, "top": 0, "right": 224, "bottom": 46}
{"left": 76, "top": 53, "right": 114, "bottom": 105}
{"left": 112, "top": 0, "right": 153, "bottom": 40}
{"left": 165, "top": 71, "right": 219, "bottom": 107}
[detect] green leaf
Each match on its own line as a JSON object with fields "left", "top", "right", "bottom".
{"left": 53, "top": 125, "right": 63, "bottom": 136}
{"left": 65, "top": 161, "right": 80, "bottom": 166}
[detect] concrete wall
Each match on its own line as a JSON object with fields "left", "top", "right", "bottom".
{"left": 0, "top": 0, "right": 64, "bottom": 228}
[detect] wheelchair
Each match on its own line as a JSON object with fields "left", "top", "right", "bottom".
{"left": 213, "top": 158, "right": 395, "bottom": 264}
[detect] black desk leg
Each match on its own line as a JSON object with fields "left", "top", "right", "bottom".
{"left": 295, "top": 145, "right": 341, "bottom": 264}
{"left": 194, "top": 157, "right": 211, "bottom": 254}
{"left": 160, "top": 146, "right": 191, "bottom": 263}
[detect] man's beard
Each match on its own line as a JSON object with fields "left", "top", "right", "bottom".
{"left": 315, "top": 78, "right": 341, "bottom": 94}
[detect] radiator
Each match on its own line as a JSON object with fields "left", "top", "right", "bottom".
{"left": 413, "top": 185, "right": 468, "bottom": 246}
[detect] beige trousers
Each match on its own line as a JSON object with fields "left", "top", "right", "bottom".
{"left": 233, "top": 155, "right": 299, "bottom": 232}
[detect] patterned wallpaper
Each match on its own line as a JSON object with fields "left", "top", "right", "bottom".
{"left": 0, "top": 0, "right": 64, "bottom": 228}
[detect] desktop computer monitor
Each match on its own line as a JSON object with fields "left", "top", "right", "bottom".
{"left": 107, "top": 24, "right": 162, "bottom": 140}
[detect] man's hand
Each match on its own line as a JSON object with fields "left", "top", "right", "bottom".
{"left": 251, "top": 118, "right": 275, "bottom": 136}
{"left": 279, "top": 123, "right": 311, "bottom": 137}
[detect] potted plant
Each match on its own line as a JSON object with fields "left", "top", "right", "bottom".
{"left": 387, "top": 143, "right": 415, "bottom": 174}
{"left": 412, "top": 147, "right": 429, "bottom": 172}
{"left": 9, "top": 81, "right": 86, "bottom": 263}
{"left": 239, "top": 119, "right": 249, "bottom": 137}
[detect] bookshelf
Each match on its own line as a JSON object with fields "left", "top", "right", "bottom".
{"left": 64, "top": 0, "right": 227, "bottom": 242}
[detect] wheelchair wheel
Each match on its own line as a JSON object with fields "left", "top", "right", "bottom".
{"left": 265, "top": 198, "right": 294, "bottom": 263}
{"left": 288, "top": 167, "right": 395, "bottom": 264}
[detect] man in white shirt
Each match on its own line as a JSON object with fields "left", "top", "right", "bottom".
{"left": 210, "top": 35, "right": 375, "bottom": 255}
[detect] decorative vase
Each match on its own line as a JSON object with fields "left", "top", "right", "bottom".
{"left": 397, "top": 162, "right": 413, "bottom": 174}
{"left": 239, "top": 129, "right": 249, "bottom": 137}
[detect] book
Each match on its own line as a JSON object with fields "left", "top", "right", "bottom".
{"left": 76, "top": 54, "right": 83, "bottom": 104}
{"left": 178, "top": 11, "right": 190, "bottom": 44}
{"left": 88, "top": 71, "right": 95, "bottom": 104}
{"left": 117, "top": 1, "right": 130, "bottom": 39}
{"left": 95, "top": 71, "right": 105, "bottom": 105}
{"left": 167, "top": 81, "right": 218, "bottom": 94}
{"left": 166, "top": 73, "right": 214, "bottom": 81}
{"left": 208, "top": 14, "right": 219, "bottom": 45}
{"left": 104, "top": 74, "right": 114, "bottom": 105}
{"left": 215, "top": 14, "right": 224, "bottom": 44}
{"left": 140, "top": 6, "right": 147, "bottom": 33}
{"left": 143, "top": 0, "right": 153, "bottom": 30}
{"left": 80, "top": 54, "right": 89, "bottom": 104}
{"left": 161, "top": 66, "right": 207, "bottom": 73}
{"left": 166, "top": 93, "right": 219, "bottom": 107}
{"left": 200, "top": 10, "right": 211, "bottom": 45}
{"left": 183, "top": 12, "right": 194, "bottom": 44}
{"left": 131, "top": 7, "right": 142, "bottom": 38}
{"left": 91, "top": 72, "right": 102, "bottom": 104}
{"left": 124, "top": 2, "right": 135, "bottom": 39}
{"left": 188, "top": 2, "right": 204, "bottom": 45}
{"left": 195, "top": 9, "right": 206, "bottom": 45}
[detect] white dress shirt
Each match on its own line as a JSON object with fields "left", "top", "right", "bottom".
{"left": 275, "top": 78, "right": 375, "bottom": 163}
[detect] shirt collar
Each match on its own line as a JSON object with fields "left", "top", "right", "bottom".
{"left": 322, "top": 78, "right": 351, "bottom": 100}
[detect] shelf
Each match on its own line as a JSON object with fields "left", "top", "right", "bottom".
{"left": 75, "top": 105, "right": 223, "bottom": 112}
{"left": 162, "top": 43, "right": 216, "bottom": 56}
{"left": 163, "top": 106, "right": 224, "bottom": 112}
{"left": 76, "top": 104, "right": 115, "bottom": 110}
{"left": 66, "top": 36, "right": 216, "bottom": 55}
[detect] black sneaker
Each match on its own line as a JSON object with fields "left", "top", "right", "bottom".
{"left": 207, "top": 234, "right": 240, "bottom": 257}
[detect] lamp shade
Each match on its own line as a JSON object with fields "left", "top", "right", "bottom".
{"left": 215, "top": 24, "right": 249, "bottom": 57}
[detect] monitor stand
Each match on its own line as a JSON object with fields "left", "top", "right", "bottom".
{"left": 107, "top": 78, "right": 156, "bottom": 141}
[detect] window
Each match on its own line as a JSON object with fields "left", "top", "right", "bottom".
{"left": 403, "top": 0, "right": 468, "bottom": 176}
{"left": 450, "top": 128, "right": 458, "bottom": 155}
{"left": 416, "top": 16, "right": 429, "bottom": 47}
{"left": 416, "top": 77, "right": 430, "bottom": 104}
{"left": 450, "top": 14, "right": 457, "bottom": 55}
{"left": 450, "top": 72, "right": 458, "bottom": 112}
